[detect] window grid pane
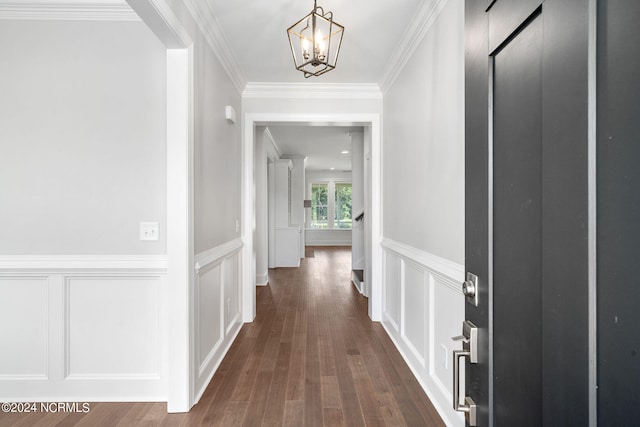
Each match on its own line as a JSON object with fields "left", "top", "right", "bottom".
{"left": 311, "top": 183, "right": 328, "bottom": 229}
{"left": 334, "top": 183, "right": 352, "bottom": 229}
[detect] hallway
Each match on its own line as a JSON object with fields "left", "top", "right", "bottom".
{"left": 187, "top": 246, "right": 445, "bottom": 426}
{"left": 0, "top": 247, "right": 445, "bottom": 427}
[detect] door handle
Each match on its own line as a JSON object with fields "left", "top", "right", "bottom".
{"left": 452, "top": 321, "right": 478, "bottom": 426}
{"left": 453, "top": 349, "right": 477, "bottom": 424}
{"left": 463, "top": 272, "right": 479, "bottom": 306}
{"left": 453, "top": 349, "right": 470, "bottom": 412}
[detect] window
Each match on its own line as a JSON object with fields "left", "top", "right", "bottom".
{"left": 334, "top": 183, "right": 352, "bottom": 229}
{"left": 309, "top": 182, "right": 352, "bottom": 230}
{"left": 311, "top": 183, "right": 328, "bottom": 229}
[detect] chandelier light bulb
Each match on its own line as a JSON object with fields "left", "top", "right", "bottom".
{"left": 302, "top": 38, "right": 310, "bottom": 60}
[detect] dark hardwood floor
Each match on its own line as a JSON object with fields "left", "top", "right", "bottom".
{"left": 0, "top": 247, "right": 444, "bottom": 427}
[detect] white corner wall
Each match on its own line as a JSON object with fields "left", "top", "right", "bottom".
{"left": 0, "top": 20, "right": 169, "bottom": 402}
{"left": 190, "top": 28, "right": 244, "bottom": 402}
{"left": 380, "top": 0, "right": 465, "bottom": 425}
{"left": 156, "top": 0, "right": 245, "bottom": 406}
{"left": 254, "top": 127, "right": 269, "bottom": 286}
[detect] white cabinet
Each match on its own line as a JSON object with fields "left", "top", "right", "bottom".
{"left": 275, "top": 226, "right": 301, "bottom": 267}
{"left": 274, "top": 160, "right": 300, "bottom": 267}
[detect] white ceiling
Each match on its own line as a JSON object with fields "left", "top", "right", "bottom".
{"left": 207, "top": 0, "right": 428, "bottom": 171}
{"left": 205, "top": 0, "right": 425, "bottom": 84}
{"left": 268, "top": 125, "right": 361, "bottom": 171}
{"left": 2, "top": 0, "right": 432, "bottom": 171}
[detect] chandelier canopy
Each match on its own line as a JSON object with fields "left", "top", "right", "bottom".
{"left": 287, "top": 0, "right": 344, "bottom": 78}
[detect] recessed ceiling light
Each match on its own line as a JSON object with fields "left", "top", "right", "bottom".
{"left": 341, "top": 150, "right": 349, "bottom": 154}
{"left": 330, "top": 167, "right": 335, "bottom": 170}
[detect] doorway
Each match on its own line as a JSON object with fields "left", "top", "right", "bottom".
{"left": 242, "top": 114, "right": 383, "bottom": 322}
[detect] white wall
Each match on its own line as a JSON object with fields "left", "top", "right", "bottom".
{"left": 351, "top": 131, "right": 365, "bottom": 270}
{"left": 380, "top": 0, "right": 465, "bottom": 425}
{"left": 0, "top": 20, "right": 166, "bottom": 255}
{"left": 0, "top": 20, "right": 169, "bottom": 402}
{"left": 383, "top": 0, "right": 465, "bottom": 264}
{"left": 193, "top": 31, "right": 242, "bottom": 254}
{"left": 0, "top": 0, "right": 246, "bottom": 408}
{"left": 254, "top": 127, "right": 269, "bottom": 285}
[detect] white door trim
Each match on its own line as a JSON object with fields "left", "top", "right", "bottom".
{"left": 242, "top": 113, "right": 383, "bottom": 322}
{"left": 128, "top": 0, "right": 195, "bottom": 413}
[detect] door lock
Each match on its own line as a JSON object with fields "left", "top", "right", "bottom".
{"left": 462, "top": 272, "right": 479, "bottom": 306}
{"left": 452, "top": 320, "right": 478, "bottom": 426}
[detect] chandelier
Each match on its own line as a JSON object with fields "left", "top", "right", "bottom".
{"left": 287, "top": 0, "right": 344, "bottom": 78}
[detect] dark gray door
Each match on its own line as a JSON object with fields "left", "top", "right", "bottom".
{"left": 464, "top": 1, "right": 590, "bottom": 425}
{"left": 597, "top": 1, "right": 640, "bottom": 425}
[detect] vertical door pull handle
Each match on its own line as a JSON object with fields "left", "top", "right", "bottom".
{"left": 452, "top": 320, "right": 478, "bottom": 426}
{"left": 453, "top": 349, "right": 471, "bottom": 412}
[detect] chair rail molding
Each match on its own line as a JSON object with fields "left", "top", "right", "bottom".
{"left": 194, "top": 238, "right": 243, "bottom": 274}
{"left": 0, "top": 255, "right": 168, "bottom": 272}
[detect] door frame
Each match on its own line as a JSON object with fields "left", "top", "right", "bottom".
{"left": 242, "top": 113, "right": 383, "bottom": 322}
{"left": 127, "top": 0, "right": 195, "bottom": 412}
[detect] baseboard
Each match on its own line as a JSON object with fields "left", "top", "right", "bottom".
{"left": 256, "top": 271, "right": 268, "bottom": 287}
{"left": 381, "top": 321, "right": 463, "bottom": 427}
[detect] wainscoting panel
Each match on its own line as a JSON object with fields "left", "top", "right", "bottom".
{"left": 223, "top": 254, "right": 240, "bottom": 333}
{"left": 0, "top": 256, "right": 168, "bottom": 401}
{"left": 0, "top": 277, "right": 49, "bottom": 380}
{"left": 432, "top": 278, "right": 464, "bottom": 397}
{"left": 193, "top": 238, "right": 243, "bottom": 403}
{"left": 402, "top": 259, "right": 427, "bottom": 369}
{"left": 196, "top": 262, "right": 223, "bottom": 374}
{"left": 383, "top": 251, "right": 401, "bottom": 332}
{"left": 66, "top": 277, "right": 161, "bottom": 379}
{"left": 381, "top": 238, "right": 465, "bottom": 427}
{"left": 305, "top": 229, "right": 352, "bottom": 246}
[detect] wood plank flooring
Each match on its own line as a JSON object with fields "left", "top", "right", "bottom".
{"left": 0, "top": 247, "right": 445, "bottom": 427}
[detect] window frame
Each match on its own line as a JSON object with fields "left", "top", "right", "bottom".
{"left": 334, "top": 182, "right": 352, "bottom": 230}
{"left": 310, "top": 182, "right": 329, "bottom": 229}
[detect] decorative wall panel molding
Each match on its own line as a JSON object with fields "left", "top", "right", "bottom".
{"left": 243, "top": 82, "right": 383, "bottom": 100}
{"left": 0, "top": 257, "right": 168, "bottom": 402}
{"left": 378, "top": 0, "right": 449, "bottom": 94}
{"left": 0, "top": 1, "right": 141, "bottom": 21}
{"left": 193, "top": 240, "right": 243, "bottom": 403}
{"left": 64, "top": 277, "right": 162, "bottom": 380}
{"left": 0, "top": 277, "right": 49, "bottom": 381}
{"left": 305, "top": 229, "right": 352, "bottom": 247}
{"left": 381, "top": 238, "right": 465, "bottom": 427}
{"left": 0, "top": 255, "right": 168, "bottom": 272}
{"left": 182, "top": 0, "right": 245, "bottom": 93}
{"left": 194, "top": 238, "right": 243, "bottom": 274}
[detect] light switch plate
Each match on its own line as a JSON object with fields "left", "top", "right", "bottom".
{"left": 140, "top": 222, "right": 159, "bottom": 241}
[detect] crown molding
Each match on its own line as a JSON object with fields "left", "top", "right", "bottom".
{"left": 0, "top": 1, "right": 140, "bottom": 21}
{"left": 378, "top": 0, "right": 449, "bottom": 94}
{"left": 182, "top": 0, "right": 245, "bottom": 94}
{"left": 262, "top": 127, "right": 282, "bottom": 159}
{"left": 243, "top": 82, "right": 383, "bottom": 100}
